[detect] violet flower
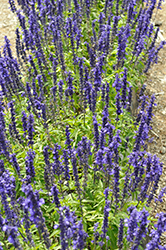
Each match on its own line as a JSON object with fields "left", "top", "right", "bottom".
{"left": 19, "top": 197, "right": 34, "bottom": 247}
{"left": 146, "top": 94, "right": 156, "bottom": 128}
{"left": 58, "top": 207, "right": 68, "bottom": 250}
{"left": 65, "top": 71, "right": 74, "bottom": 103}
{"left": 41, "top": 103, "right": 47, "bottom": 128}
{"left": 3, "top": 36, "right": 13, "bottom": 59}
{"left": 8, "top": 101, "right": 22, "bottom": 144}
{"left": 21, "top": 111, "right": 27, "bottom": 138}
{"left": 110, "top": 16, "right": 120, "bottom": 44}
{"left": 121, "top": 67, "right": 129, "bottom": 108}
{"left": 118, "top": 219, "right": 124, "bottom": 249}
{"left": 26, "top": 82, "right": 36, "bottom": 112}
{"left": 91, "top": 222, "right": 100, "bottom": 245}
{"left": 62, "top": 149, "right": 70, "bottom": 183}
{"left": 22, "top": 184, "right": 51, "bottom": 249}
{"left": 92, "top": 20, "right": 97, "bottom": 43}
{"left": 15, "top": 28, "right": 22, "bottom": 61}
{"left": 131, "top": 208, "right": 149, "bottom": 250}
{"left": 9, "top": 0, "right": 17, "bottom": 13}
{"left": 28, "top": 55, "right": 38, "bottom": 76}
{"left": 73, "top": 220, "right": 88, "bottom": 250}
{"left": 127, "top": 0, "right": 137, "bottom": 24}
{"left": 27, "top": 114, "right": 35, "bottom": 146}
{"left": 101, "top": 83, "right": 106, "bottom": 103}
{"left": 86, "top": 42, "right": 96, "bottom": 68}
{"left": 0, "top": 123, "right": 9, "bottom": 158}
{"left": 43, "top": 146, "right": 54, "bottom": 190}
{"left": 102, "top": 105, "right": 109, "bottom": 128}
{"left": 105, "top": 81, "right": 110, "bottom": 107}
{"left": 10, "top": 154, "right": 20, "bottom": 176}
{"left": 52, "top": 143, "right": 63, "bottom": 177}
{"left": 98, "top": 12, "right": 105, "bottom": 38}
{"left": 25, "top": 149, "right": 36, "bottom": 180}
{"left": 91, "top": 88, "right": 97, "bottom": 113}
{"left": 126, "top": 207, "right": 139, "bottom": 242}
{"left": 58, "top": 80, "right": 64, "bottom": 101}
{"left": 155, "top": 187, "right": 166, "bottom": 203}
{"left": 145, "top": 212, "right": 166, "bottom": 250}
{"left": 78, "top": 58, "right": 84, "bottom": 102}
{"left": 77, "top": 137, "right": 91, "bottom": 188}
{"left": 85, "top": 0, "right": 90, "bottom": 18}
{"left": 133, "top": 113, "right": 148, "bottom": 151}
{"left": 101, "top": 188, "right": 111, "bottom": 238}
{"left": 93, "top": 115, "right": 99, "bottom": 150}
{"left": 147, "top": 155, "right": 163, "bottom": 204}
{"left": 135, "top": 94, "right": 148, "bottom": 125}
{"left": 65, "top": 125, "right": 73, "bottom": 156}
{"left": 71, "top": 150, "right": 81, "bottom": 192}
{"left": 3, "top": 225, "right": 22, "bottom": 250}
{"left": 0, "top": 160, "right": 5, "bottom": 176}
{"left": 57, "top": 30, "right": 66, "bottom": 71}
{"left": 84, "top": 72, "right": 92, "bottom": 110}
{"left": 51, "top": 184, "right": 61, "bottom": 208}
{"left": 65, "top": 17, "right": 76, "bottom": 64}
{"left": 16, "top": 12, "right": 29, "bottom": 51}
{"left": 105, "top": 16, "right": 111, "bottom": 54}
{"left": 73, "top": 17, "right": 82, "bottom": 49}
{"left": 50, "top": 55, "right": 58, "bottom": 86}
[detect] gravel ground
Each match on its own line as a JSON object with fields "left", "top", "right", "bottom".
{"left": 0, "top": 0, "right": 166, "bottom": 247}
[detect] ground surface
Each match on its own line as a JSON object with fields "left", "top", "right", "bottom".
{"left": 0, "top": 1, "right": 17, "bottom": 55}
{"left": 0, "top": 0, "right": 166, "bottom": 247}
{"left": 143, "top": 3, "right": 166, "bottom": 243}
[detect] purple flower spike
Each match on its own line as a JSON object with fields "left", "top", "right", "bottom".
{"left": 131, "top": 208, "right": 149, "bottom": 250}
{"left": 27, "top": 114, "right": 35, "bottom": 147}
{"left": 63, "top": 149, "right": 70, "bottom": 183}
{"left": 51, "top": 184, "right": 61, "bottom": 208}
{"left": 0, "top": 123, "right": 9, "bottom": 159}
{"left": 22, "top": 111, "right": 27, "bottom": 138}
{"left": 145, "top": 212, "right": 166, "bottom": 250}
{"left": 10, "top": 154, "right": 20, "bottom": 176}
{"left": 3, "top": 226, "right": 22, "bottom": 250}
{"left": 65, "top": 126, "right": 73, "bottom": 156}
{"left": 52, "top": 143, "right": 63, "bottom": 177}
{"left": 126, "top": 207, "right": 139, "bottom": 242}
{"left": 118, "top": 219, "right": 124, "bottom": 249}
{"left": 8, "top": 101, "right": 22, "bottom": 144}
{"left": 43, "top": 146, "right": 54, "bottom": 190}
{"left": 155, "top": 187, "right": 166, "bottom": 203}
{"left": 101, "top": 188, "right": 111, "bottom": 239}
{"left": 58, "top": 80, "right": 64, "bottom": 101}
{"left": 73, "top": 220, "right": 88, "bottom": 249}
{"left": 93, "top": 115, "right": 99, "bottom": 150}
{"left": 3, "top": 36, "right": 13, "bottom": 59}
{"left": 71, "top": 150, "right": 80, "bottom": 192}
{"left": 25, "top": 149, "right": 35, "bottom": 180}
{"left": 22, "top": 184, "right": 51, "bottom": 249}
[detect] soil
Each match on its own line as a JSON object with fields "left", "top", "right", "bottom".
{"left": 0, "top": 0, "right": 166, "bottom": 247}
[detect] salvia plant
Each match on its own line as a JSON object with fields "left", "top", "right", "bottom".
{"left": 0, "top": 0, "right": 166, "bottom": 249}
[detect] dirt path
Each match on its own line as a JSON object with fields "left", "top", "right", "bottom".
{"left": 145, "top": 2, "right": 166, "bottom": 210}
{"left": 0, "top": 0, "right": 17, "bottom": 55}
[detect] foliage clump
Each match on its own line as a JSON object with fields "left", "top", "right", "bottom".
{"left": 0, "top": 0, "right": 166, "bottom": 249}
